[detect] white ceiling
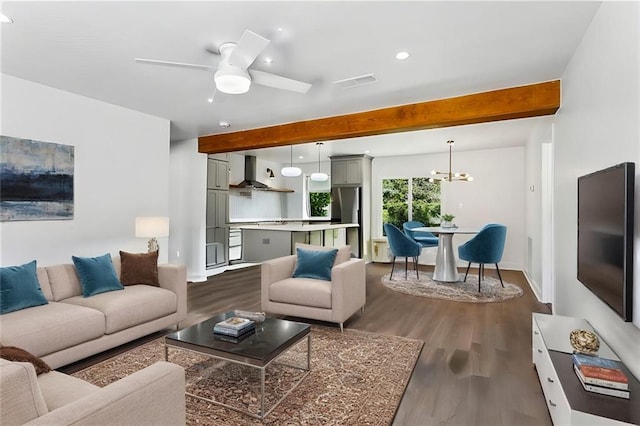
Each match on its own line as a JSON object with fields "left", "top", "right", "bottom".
{"left": 1, "top": 1, "right": 600, "bottom": 164}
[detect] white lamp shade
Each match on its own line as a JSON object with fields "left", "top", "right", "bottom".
{"left": 214, "top": 69, "right": 251, "bottom": 94}
{"left": 281, "top": 166, "right": 302, "bottom": 177}
{"left": 310, "top": 172, "right": 329, "bottom": 182}
{"left": 135, "top": 217, "right": 170, "bottom": 238}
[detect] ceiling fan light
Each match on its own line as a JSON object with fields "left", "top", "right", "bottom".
{"left": 281, "top": 166, "right": 302, "bottom": 177}
{"left": 214, "top": 69, "right": 251, "bottom": 94}
{"left": 310, "top": 172, "right": 329, "bottom": 182}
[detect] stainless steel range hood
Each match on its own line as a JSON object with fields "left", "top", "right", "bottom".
{"left": 235, "top": 156, "right": 268, "bottom": 189}
{"left": 232, "top": 156, "right": 293, "bottom": 192}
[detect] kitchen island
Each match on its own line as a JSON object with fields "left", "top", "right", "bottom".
{"left": 234, "top": 223, "right": 359, "bottom": 262}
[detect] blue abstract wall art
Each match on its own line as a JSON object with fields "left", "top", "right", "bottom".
{"left": 1, "top": 136, "right": 74, "bottom": 221}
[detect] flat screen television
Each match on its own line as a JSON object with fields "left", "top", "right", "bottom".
{"left": 577, "top": 162, "right": 635, "bottom": 321}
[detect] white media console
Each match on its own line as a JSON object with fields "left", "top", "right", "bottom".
{"left": 532, "top": 313, "right": 638, "bottom": 425}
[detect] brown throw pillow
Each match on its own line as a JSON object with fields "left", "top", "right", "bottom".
{"left": 119, "top": 250, "right": 159, "bottom": 286}
{"left": 0, "top": 346, "right": 52, "bottom": 375}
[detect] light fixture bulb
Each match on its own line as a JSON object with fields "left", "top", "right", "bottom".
{"left": 310, "top": 172, "right": 329, "bottom": 182}
{"left": 214, "top": 68, "right": 251, "bottom": 94}
{"left": 281, "top": 166, "right": 301, "bottom": 177}
{"left": 431, "top": 170, "right": 437, "bottom": 175}
{"left": 281, "top": 145, "right": 301, "bottom": 177}
{"left": 396, "top": 51, "right": 410, "bottom": 60}
{"left": 468, "top": 176, "right": 474, "bottom": 182}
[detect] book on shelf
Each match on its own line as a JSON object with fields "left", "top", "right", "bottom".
{"left": 213, "top": 323, "right": 255, "bottom": 337}
{"left": 574, "top": 365, "right": 630, "bottom": 399}
{"left": 572, "top": 353, "right": 629, "bottom": 387}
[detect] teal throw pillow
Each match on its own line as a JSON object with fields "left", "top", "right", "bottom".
{"left": 72, "top": 253, "right": 123, "bottom": 297}
{"left": 292, "top": 247, "right": 338, "bottom": 281}
{"left": 0, "top": 260, "right": 49, "bottom": 314}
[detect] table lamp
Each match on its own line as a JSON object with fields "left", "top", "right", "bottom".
{"left": 135, "top": 216, "right": 169, "bottom": 253}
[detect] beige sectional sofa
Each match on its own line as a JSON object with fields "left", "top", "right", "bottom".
{"left": 0, "top": 358, "right": 185, "bottom": 425}
{"left": 0, "top": 257, "right": 187, "bottom": 369}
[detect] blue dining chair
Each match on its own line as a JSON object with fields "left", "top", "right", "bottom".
{"left": 403, "top": 221, "right": 439, "bottom": 248}
{"left": 384, "top": 223, "right": 422, "bottom": 280}
{"left": 457, "top": 224, "right": 507, "bottom": 291}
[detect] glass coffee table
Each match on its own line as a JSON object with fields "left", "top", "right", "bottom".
{"left": 165, "top": 312, "right": 311, "bottom": 419}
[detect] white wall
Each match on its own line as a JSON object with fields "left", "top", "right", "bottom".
{"left": 371, "top": 146, "right": 526, "bottom": 270}
{"left": 169, "top": 138, "right": 207, "bottom": 281}
{"left": 554, "top": 2, "right": 640, "bottom": 377}
{"left": 0, "top": 75, "right": 171, "bottom": 266}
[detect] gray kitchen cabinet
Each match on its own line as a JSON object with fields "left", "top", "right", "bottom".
{"left": 206, "top": 155, "right": 229, "bottom": 269}
{"left": 207, "top": 158, "right": 229, "bottom": 190}
{"left": 331, "top": 158, "right": 362, "bottom": 186}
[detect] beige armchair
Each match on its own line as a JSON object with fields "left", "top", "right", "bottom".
{"left": 261, "top": 244, "right": 366, "bottom": 332}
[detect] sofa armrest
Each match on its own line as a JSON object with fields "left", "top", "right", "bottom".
{"left": 330, "top": 258, "right": 366, "bottom": 323}
{"left": 26, "top": 362, "right": 185, "bottom": 426}
{"left": 261, "top": 255, "right": 296, "bottom": 310}
{"left": 158, "top": 264, "right": 187, "bottom": 324}
{"left": 0, "top": 359, "right": 49, "bottom": 425}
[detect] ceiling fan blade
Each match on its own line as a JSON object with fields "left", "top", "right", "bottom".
{"left": 228, "top": 30, "right": 270, "bottom": 70}
{"left": 249, "top": 69, "right": 312, "bottom": 94}
{"left": 135, "top": 58, "right": 215, "bottom": 71}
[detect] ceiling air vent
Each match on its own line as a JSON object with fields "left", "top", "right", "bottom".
{"left": 333, "top": 73, "right": 377, "bottom": 89}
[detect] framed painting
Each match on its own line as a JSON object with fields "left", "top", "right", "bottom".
{"left": 0, "top": 136, "right": 74, "bottom": 221}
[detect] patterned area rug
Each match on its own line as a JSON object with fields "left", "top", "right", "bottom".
{"left": 72, "top": 326, "right": 423, "bottom": 425}
{"left": 381, "top": 272, "right": 524, "bottom": 303}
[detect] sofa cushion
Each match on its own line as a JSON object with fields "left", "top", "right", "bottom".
{"left": 72, "top": 253, "right": 124, "bottom": 297}
{"left": 0, "top": 346, "right": 52, "bottom": 375}
{"left": 119, "top": 250, "right": 159, "bottom": 286}
{"left": 293, "top": 247, "right": 338, "bottom": 281}
{"left": 0, "top": 260, "right": 49, "bottom": 314}
{"left": 61, "top": 285, "right": 177, "bottom": 334}
{"left": 295, "top": 243, "right": 351, "bottom": 266}
{"left": 36, "top": 267, "right": 54, "bottom": 301}
{"left": 0, "top": 359, "right": 49, "bottom": 425}
{"left": 269, "top": 277, "right": 332, "bottom": 309}
{"left": 0, "top": 302, "right": 105, "bottom": 358}
{"left": 37, "top": 370, "right": 99, "bottom": 411}
{"left": 46, "top": 264, "right": 83, "bottom": 301}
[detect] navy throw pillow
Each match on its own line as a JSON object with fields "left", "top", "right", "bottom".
{"left": 72, "top": 253, "right": 123, "bottom": 297}
{"left": 292, "top": 247, "right": 338, "bottom": 281}
{"left": 0, "top": 260, "right": 49, "bottom": 314}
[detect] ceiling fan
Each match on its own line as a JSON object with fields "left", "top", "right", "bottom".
{"left": 135, "top": 30, "right": 312, "bottom": 96}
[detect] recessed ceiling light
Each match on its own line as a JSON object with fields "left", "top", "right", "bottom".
{"left": 1, "top": 13, "right": 14, "bottom": 23}
{"left": 298, "top": 156, "right": 304, "bottom": 159}
{"left": 264, "top": 57, "right": 273, "bottom": 64}
{"left": 395, "top": 51, "right": 410, "bottom": 60}
{"left": 207, "top": 97, "right": 214, "bottom": 103}
{"left": 219, "top": 120, "right": 230, "bottom": 128}
{"left": 277, "top": 27, "right": 284, "bottom": 32}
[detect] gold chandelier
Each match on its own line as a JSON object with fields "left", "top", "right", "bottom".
{"left": 428, "top": 140, "right": 473, "bottom": 182}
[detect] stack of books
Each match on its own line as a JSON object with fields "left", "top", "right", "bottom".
{"left": 572, "top": 353, "right": 630, "bottom": 399}
{"left": 213, "top": 316, "right": 255, "bottom": 341}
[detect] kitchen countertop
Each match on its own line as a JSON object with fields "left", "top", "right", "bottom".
{"left": 233, "top": 223, "right": 359, "bottom": 231}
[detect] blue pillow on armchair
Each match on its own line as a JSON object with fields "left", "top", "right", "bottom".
{"left": 292, "top": 247, "right": 338, "bottom": 281}
{"left": 72, "top": 253, "right": 123, "bottom": 297}
{"left": 0, "top": 260, "right": 49, "bottom": 314}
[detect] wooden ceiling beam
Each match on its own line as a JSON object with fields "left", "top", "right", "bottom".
{"left": 198, "top": 80, "right": 560, "bottom": 154}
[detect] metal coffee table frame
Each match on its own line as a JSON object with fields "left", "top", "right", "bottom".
{"left": 165, "top": 321, "right": 311, "bottom": 419}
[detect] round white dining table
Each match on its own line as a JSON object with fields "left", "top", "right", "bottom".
{"left": 413, "top": 226, "right": 479, "bottom": 282}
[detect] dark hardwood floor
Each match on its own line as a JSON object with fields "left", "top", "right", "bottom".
{"left": 62, "top": 262, "right": 552, "bottom": 425}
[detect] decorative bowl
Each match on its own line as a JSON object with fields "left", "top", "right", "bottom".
{"left": 569, "top": 329, "right": 600, "bottom": 355}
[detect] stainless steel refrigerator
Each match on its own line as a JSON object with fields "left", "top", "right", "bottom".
{"left": 331, "top": 186, "right": 362, "bottom": 258}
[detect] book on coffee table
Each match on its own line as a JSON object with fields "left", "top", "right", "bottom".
{"left": 213, "top": 316, "right": 255, "bottom": 337}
